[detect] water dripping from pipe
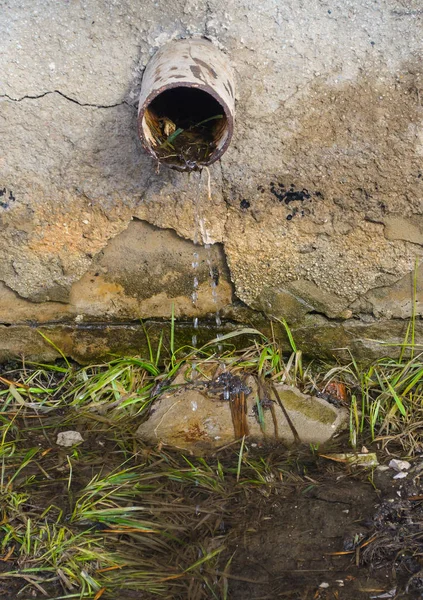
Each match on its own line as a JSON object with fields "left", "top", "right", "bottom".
{"left": 203, "top": 167, "right": 224, "bottom": 355}
{"left": 191, "top": 174, "right": 202, "bottom": 379}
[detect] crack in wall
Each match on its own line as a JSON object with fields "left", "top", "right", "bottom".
{"left": 0, "top": 90, "right": 137, "bottom": 110}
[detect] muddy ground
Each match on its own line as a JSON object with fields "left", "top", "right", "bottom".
{"left": 228, "top": 471, "right": 392, "bottom": 600}
{"left": 1, "top": 435, "right": 419, "bottom": 600}
{"left": 0, "top": 356, "right": 421, "bottom": 600}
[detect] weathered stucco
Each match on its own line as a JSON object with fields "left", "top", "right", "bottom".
{"left": 0, "top": 0, "right": 422, "bottom": 361}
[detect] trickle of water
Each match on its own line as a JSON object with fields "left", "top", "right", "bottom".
{"left": 190, "top": 169, "right": 223, "bottom": 380}
{"left": 204, "top": 241, "right": 223, "bottom": 353}
{"left": 191, "top": 177, "right": 202, "bottom": 371}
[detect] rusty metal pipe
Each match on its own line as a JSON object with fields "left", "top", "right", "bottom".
{"left": 138, "top": 38, "right": 235, "bottom": 171}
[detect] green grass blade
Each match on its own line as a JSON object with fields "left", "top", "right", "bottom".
{"left": 37, "top": 331, "right": 70, "bottom": 368}
{"left": 170, "top": 304, "right": 175, "bottom": 356}
{"left": 276, "top": 319, "right": 297, "bottom": 352}
{"left": 384, "top": 376, "right": 407, "bottom": 417}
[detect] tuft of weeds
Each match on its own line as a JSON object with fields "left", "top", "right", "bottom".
{"left": 327, "top": 350, "right": 423, "bottom": 453}
{"left": 0, "top": 412, "right": 304, "bottom": 599}
{"left": 316, "top": 261, "right": 423, "bottom": 453}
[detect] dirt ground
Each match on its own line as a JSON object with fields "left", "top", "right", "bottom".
{"left": 226, "top": 451, "right": 423, "bottom": 600}
{"left": 0, "top": 438, "right": 419, "bottom": 600}
{"left": 0, "top": 405, "right": 419, "bottom": 600}
{"left": 228, "top": 474, "right": 391, "bottom": 599}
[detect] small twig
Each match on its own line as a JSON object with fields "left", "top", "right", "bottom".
{"left": 207, "top": 569, "right": 268, "bottom": 584}
{"left": 211, "top": 439, "right": 243, "bottom": 455}
{"left": 326, "top": 534, "right": 378, "bottom": 556}
{"left": 230, "top": 392, "right": 249, "bottom": 439}
{"left": 270, "top": 382, "right": 301, "bottom": 444}
{"left": 270, "top": 403, "right": 279, "bottom": 439}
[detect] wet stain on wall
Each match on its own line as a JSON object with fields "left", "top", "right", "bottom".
{"left": 0, "top": 187, "right": 16, "bottom": 210}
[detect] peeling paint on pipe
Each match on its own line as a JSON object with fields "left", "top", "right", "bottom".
{"left": 138, "top": 38, "right": 235, "bottom": 171}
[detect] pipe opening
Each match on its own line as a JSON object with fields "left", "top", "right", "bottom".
{"left": 142, "top": 87, "right": 229, "bottom": 171}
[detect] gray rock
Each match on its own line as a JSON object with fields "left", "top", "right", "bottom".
{"left": 56, "top": 431, "right": 84, "bottom": 447}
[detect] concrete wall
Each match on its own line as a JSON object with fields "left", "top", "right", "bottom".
{"left": 1, "top": 0, "right": 422, "bottom": 362}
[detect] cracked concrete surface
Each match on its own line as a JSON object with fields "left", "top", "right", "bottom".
{"left": 0, "top": 90, "right": 134, "bottom": 109}
{"left": 1, "top": 0, "right": 422, "bottom": 360}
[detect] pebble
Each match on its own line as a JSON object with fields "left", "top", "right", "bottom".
{"left": 393, "top": 471, "right": 408, "bottom": 479}
{"left": 388, "top": 459, "right": 411, "bottom": 472}
{"left": 56, "top": 431, "right": 84, "bottom": 447}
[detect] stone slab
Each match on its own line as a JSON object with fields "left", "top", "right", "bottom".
{"left": 136, "top": 378, "right": 348, "bottom": 452}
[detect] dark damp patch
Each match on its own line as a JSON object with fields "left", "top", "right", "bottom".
{"left": 270, "top": 182, "right": 312, "bottom": 203}
{"left": 206, "top": 371, "right": 251, "bottom": 401}
{"left": 264, "top": 181, "right": 322, "bottom": 221}
{"left": 0, "top": 187, "right": 16, "bottom": 210}
{"left": 240, "top": 199, "right": 250, "bottom": 209}
{"left": 269, "top": 182, "right": 323, "bottom": 203}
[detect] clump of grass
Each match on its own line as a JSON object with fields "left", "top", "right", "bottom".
{"left": 0, "top": 404, "right": 304, "bottom": 599}
{"left": 3, "top": 312, "right": 423, "bottom": 455}
{"left": 325, "top": 350, "right": 423, "bottom": 453}
{"left": 317, "top": 261, "right": 423, "bottom": 453}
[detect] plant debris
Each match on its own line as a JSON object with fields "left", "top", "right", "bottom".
{"left": 145, "top": 107, "right": 224, "bottom": 170}
{"left": 319, "top": 452, "right": 379, "bottom": 467}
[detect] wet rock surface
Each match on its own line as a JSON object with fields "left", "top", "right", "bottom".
{"left": 0, "top": 219, "right": 233, "bottom": 323}
{"left": 1, "top": 316, "right": 422, "bottom": 364}
{"left": 136, "top": 372, "right": 347, "bottom": 451}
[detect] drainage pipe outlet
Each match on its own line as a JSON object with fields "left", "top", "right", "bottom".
{"left": 138, "top": 38, "right": 235, "bottom": 172}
